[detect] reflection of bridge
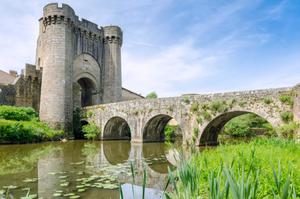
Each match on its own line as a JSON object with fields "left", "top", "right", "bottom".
{"left": 37, "top": 141, "right": 179, "bottom": 197}
{"left": 84, "top": 85, "right": 300, "bottom": 145}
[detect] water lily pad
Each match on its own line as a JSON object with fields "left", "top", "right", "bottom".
{"left": 70, "top": 161, "right": 84, "bottom": 165}
{"left": 69, "top": 195, "right": 80, "bottom": 199}
{"left": 60, "top": 182, "right": 70, "bottom": 187}
{"left": 53, "top": 193, "right": 62, "bottom": 197}
{"left": 76, "top": 185, "right": 85, "bottom": 189}
{"left": 64, "top": 193, "right": 75, "bottom": 197}
{"left": 58, "top": 176, "right": 68, "bottom": 179}
{"left": 77, "top": 188, "right": 85, "bottom": 192}
{"left": 3, "top": 185, "right": 18, "bottom": 189}
{"left": 23, "top": 178, "right": 38, "bottom": 183}
{"left": 55, "top": 190, "right": 63, "bottom": 193}
{"left": 0, "top": 189, "right": 5, "bottom": 194}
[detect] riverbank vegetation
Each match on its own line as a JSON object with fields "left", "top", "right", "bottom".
{"left": 0, "top": 105, "right": 63, "bottom": 143}
{"left": 164, "top": 138, "right": 300, "bottom": 198}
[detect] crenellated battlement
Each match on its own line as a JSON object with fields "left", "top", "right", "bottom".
{"left": 43, "top": 3, "right": 75, "bottom": 19}
{"left": 42, "top": 3, "right": 105, "bottom": 43}
{"left": 103, "top": 26, "right": 123, "bottom": 46}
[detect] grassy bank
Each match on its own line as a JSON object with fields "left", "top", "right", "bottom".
{"left": 0, "top": 105, "right": 63, "bottom": 143}
{"left": 165, "top": 138, "right": 300, "bottom": 198}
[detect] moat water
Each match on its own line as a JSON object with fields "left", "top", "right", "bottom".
{"left": 0, "top": 140, "right": 185, "bottom": 199}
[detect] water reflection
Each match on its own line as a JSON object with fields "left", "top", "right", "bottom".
{"left": 0, "top": 140, "right": 180, "bottom": 199}
{"left": 103, "top": 141, "right": 131, "bottom": 165}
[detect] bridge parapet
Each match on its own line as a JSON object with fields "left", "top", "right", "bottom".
{"left": 83, "top": 86, "right": 298, "bottom": 145}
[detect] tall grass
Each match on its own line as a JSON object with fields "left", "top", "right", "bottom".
{"left": 164, "top": 138, "right": 300, "bottom": 198}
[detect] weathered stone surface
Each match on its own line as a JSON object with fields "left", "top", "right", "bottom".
{"left": 37, "top": 3, "right": 123, "bottom": 134}
{"left": 84, "top": 86, "right": 299, "bottom": 145}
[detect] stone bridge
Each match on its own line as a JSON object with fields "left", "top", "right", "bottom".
{"left": 83, "top": 85, "right": 300, "bottom": 145}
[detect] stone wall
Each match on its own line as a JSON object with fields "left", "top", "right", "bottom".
{"left": 122, "top": 88, "right": 144, "bottom": 101}
{"left": 0, "top": 85, "right": 15, "bottom": 105}
{"left": 84, "top": 86, "right": 298, "bottom": 145}
{"left": 37, "top": 3, "right": 123, "bottom": 135}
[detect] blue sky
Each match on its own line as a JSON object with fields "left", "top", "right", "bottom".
{"left": 0, "top": 0, "right": 299, "bottom": 97}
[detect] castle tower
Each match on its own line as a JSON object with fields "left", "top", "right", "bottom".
{"left": 103, "top": 26, "right": 123, "bottom": 103}
{"left": 38, "top": 3, "right": 76, "bottom": 135}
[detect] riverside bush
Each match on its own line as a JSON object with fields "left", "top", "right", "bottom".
{"left": 0, "top": 119, "right": 63, "bottom": 143}
{"left": 164, "top": 124, "right": 179, "bottom": 141}
{"left": 82, "top": 122, "right": 101, "bottom": 140}
{"left": 0, "top": 105, "right": 37, "bottom": 121}
{"left": 223, "top": 113, "right": 272, "bottom": 137}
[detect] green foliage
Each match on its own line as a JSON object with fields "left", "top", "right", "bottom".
{"left": 280, "top": 111, "right": 294, "bottom": 123}
{"left": 228, "top": 99, "right": 237, "bottom": 109}
{"left": 0, "top": 106, "right": 62, "bottom": 143}
{"left": 193, "top": 127, "right": 199, "bottom": 138}
{"left": 223, "top": 114, "right": 272, "bottom": 137}
{"left": 210, "top": 101, "right": 228, "bottom": 113}
{"left": 0, "top": 105, "right": 37, "bottom": 121}
{"left": 164, "top": 138, "right": 300, "bottom": 198}
{"left": 279, "top": 95, "right": 294, "bottom": 107}
{"left": 278, "top": 122, "right": 299, "bottom": 139}
{"left": 82, "top": 123, "right": 101, "bottom": 140}
{"left": 146, "top": 91, "right": 158, "bottom": 99}
{"left": 196, "top": 116, "right": 203, "bottom": 125}
{"left": 164, "top": 125, "right": 178, "bottom": 141}
{"left": 238, "top": 101, "right": 247, "bottom": 107}
{"left": 182, "top": 96, "right": 190, "bottom": 104}
{"left": 190, "top": 102, "right": 199, "bottom": 113}
{"left": 0, "top": 119, "right": 63, "bottom": 143}
{"left": 87, "top": 110, "right": 95, "bottom": 118}
{"left": 264, "top": 97, "right": 273, "bottom": 105}
{"left": 201, "top": 103, "right": 210, "bottom": 111}
{"left": 202, "top": 110, "right": 212, "bottom": 121}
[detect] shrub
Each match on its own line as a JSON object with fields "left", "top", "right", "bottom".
{"left": 190, "top": 102, "right": 199, "bottom": 113}
{"left": 196, "top": 116, "right": 203, "bottom": 125}
{"left": 279, "top": 95, "right": 294, "bottom": 107}
{"left": 202, "top": 111, "right": 212, "bottom": 121}
{"left": 210, "top": 101, "right": 228, "bottom": 113}
{"left": 224, "top": 118, "right": 253, "bottom": 137}
{"left": 182, "top": 96, "right": 190, "bottom": 104}
{"left": 0, "top": 119, "right": 63, "bottom": 143}
{"left": 146, "top": 92, "right": 157, "bottom": 99}
{"left": 263, "top": 97, "right": 273, "bottom": 104}
{"left": 238, "top": 101, "right": 247, "bottom": 107}
{"left": 223, "top": 114, "right": 271, "bottom": 137}
{"left": 280, "top": 111, "right": 293, "bottom": 123}
{"left": 193, "top": 127, "right": 199, "bottom": 138}
{"left": 278, "top": 122, "right": 299, "bottom": 139}
{"left": 82, "top": 123, "right": 101, "bottom": 140}
{"left": 164, "top": 125, "right": 178, "bottom": 141}
{"left": 0, "top": 105, "right": 37, "bottom": 121}
{"left": 201, "top": 103, "right": 210, "bottom": 111}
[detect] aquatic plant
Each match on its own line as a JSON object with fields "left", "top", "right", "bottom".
{"left": 163, "top": 138, "right": 300, "bottom": 198}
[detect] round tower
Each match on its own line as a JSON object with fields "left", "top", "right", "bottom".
{"left": 103, "top": 26, "right": 123, "bottom": 103}
{"left": 39, "top": 3, "right": 76, "bottom": 135}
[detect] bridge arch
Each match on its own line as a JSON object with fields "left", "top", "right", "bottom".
{"left": 142, "top": 114, "right": 181, "bottom": 142}
{"left": 103, "top": 116, "right": 131, "bottom": 140}
{"left": 199, "top": 110, "right": 274, "bottom": 146}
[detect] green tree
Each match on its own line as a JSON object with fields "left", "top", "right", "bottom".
{"left": 146, "top": 91, "right": 158, "bottom": 99}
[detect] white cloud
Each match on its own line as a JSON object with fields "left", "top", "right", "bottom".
{"left": 122, "top": 40, "right": 222, "bottom": 97}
